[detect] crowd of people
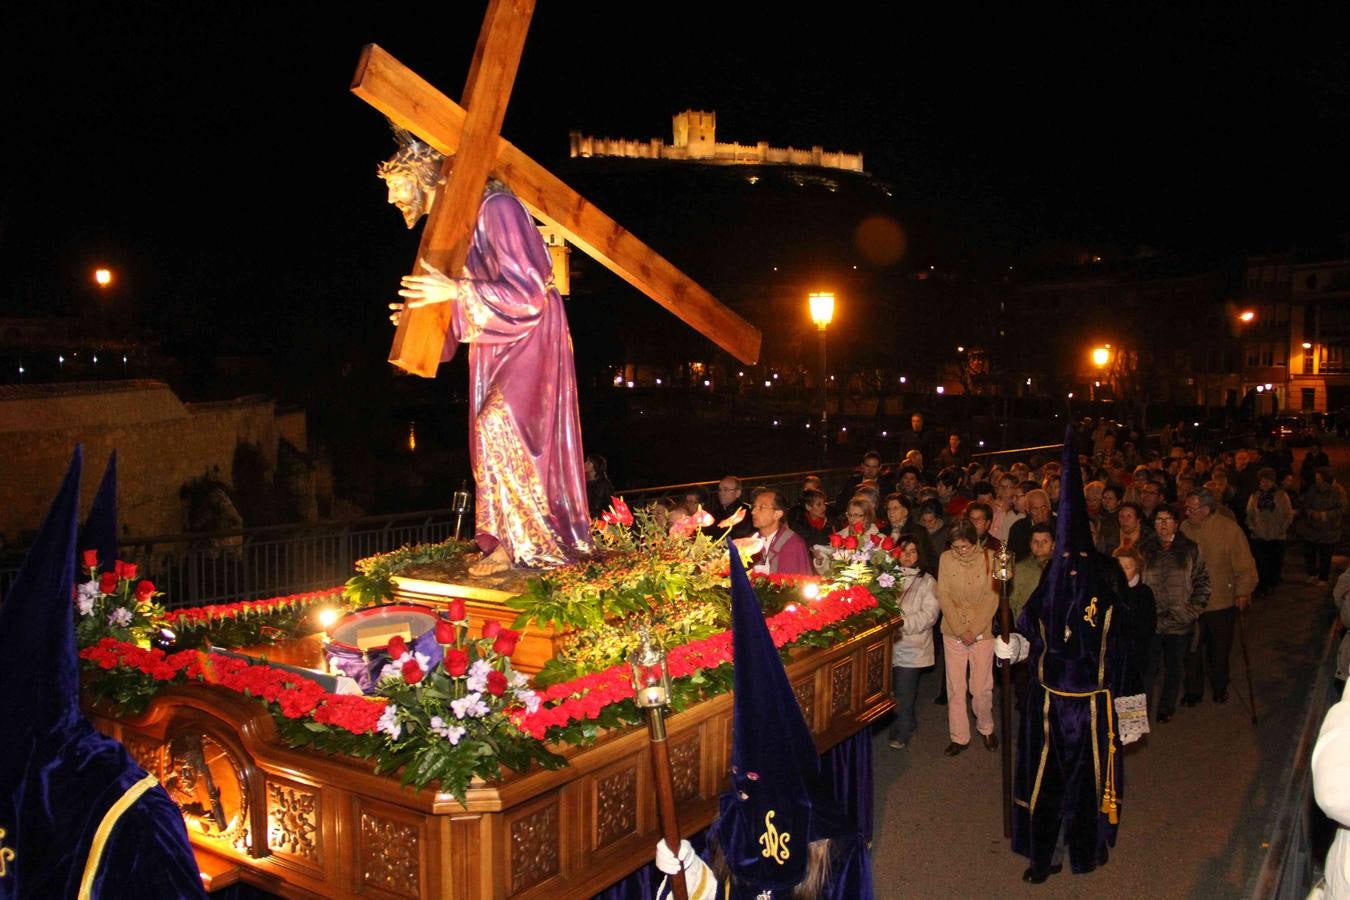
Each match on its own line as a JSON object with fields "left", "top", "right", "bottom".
{"left": 600, "top": 414, "right": 1346, "bottom": 758}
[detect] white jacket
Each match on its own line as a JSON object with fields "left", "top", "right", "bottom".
{"left": 891, "top": 567, "right": 940, "bottom": 668}
{"left": 1314, "top": 693, "right": 1350, "bottom": 899}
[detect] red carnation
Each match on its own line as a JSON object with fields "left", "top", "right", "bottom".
{"left": 844, "top": 536, "right": 859, "bottom": 550}
{"left": 486, "top": 669, "right": 508, "bottom": 696}
{"left": 135, "top": 580, "right": 155, "bottom": 601}
{"left": 493, "top": 628, "right": 521, "bottom": 657}
{"left": 386, "top": 635, "right": 407, "bottom": 659}
{"left": 447, "top": 598, "right": 467, "bottom": 622}
{"left": 435, "top": 618, "right": 456, "bottom": 645}
{"left": 829, "top": 533, "right": 844, "bottom": 548}
{"left": 482, "top": 620, "right": 503, "bottom": 640}
{"left": 881, "top": 536, "right": 895, "bottom": 551}
{"left": 98, "top": 572, "right": 119, "bottom": 594}
{"left": 82, "top": 549, "right": 99, "bottom": 569}
{"left": 851, "top": 520, "right": 864, "bottom": 534}
{"left": 443, "top": 648, "right": 469, "bottom": 676}
{"left": 401, "top": 659, "right": 424, "bottom": 684}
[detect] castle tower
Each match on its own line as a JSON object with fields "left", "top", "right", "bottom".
{"left": 672, "top": 109, "right": 716, "bottom": 159}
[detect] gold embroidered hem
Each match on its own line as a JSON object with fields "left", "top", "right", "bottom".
{"left": 472, "top": 388, "right": 568, "bottom": 567}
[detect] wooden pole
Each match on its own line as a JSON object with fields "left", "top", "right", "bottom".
{"left": 646, "top": 707, "right": 689, "bottom": 900}
{"left": 997, "top": 568, "right": 1014, "bottom": 838}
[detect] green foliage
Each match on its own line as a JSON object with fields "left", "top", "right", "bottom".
{"left": 344, "top": 539, "right": 476, "bottom": 608}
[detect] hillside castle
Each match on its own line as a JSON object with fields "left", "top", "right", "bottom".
{"left": 569, "top": 110, "right": 865, "bottom": 174}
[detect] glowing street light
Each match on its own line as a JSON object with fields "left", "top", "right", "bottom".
{"left": 1239, "top": 310, "right": 1255, "bottom": 323}
{"left": 1092, "top": 347, "right": 1111, "bottom": 368}
{"left": 1303, "top": 342, "right": 1313, "bottom": 349}
{"left": 808, "top": 292, "right": 836, "bottom": 462}
{"left": 94, "top": 268, "right": 113, "bottom": 288}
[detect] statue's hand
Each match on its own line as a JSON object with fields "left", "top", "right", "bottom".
{"left": 398, "top": 259, "right": 460, "bottom": 309}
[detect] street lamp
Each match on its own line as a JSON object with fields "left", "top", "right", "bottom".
{"left": 1238, "top": 310, "right": 1255, "bottom": 323}
{"left": 809, "top": 292, "right": 835, "bottom": 461}
{"left": 94, "top": 268, "right": 113, "bottom": 288}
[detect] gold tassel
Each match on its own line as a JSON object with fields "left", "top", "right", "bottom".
{"left": 1101, "top": 701, "right": 1119, "bottom": 824}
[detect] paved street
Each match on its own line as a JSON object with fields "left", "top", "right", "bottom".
{"left": 869, "top": 448, "right": 1346, "bottom": 899}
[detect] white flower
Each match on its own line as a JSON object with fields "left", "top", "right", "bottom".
{"left": 108, "top": 607, "right": 133, "bottom": 628}
{"left": 466, "top": 659, "right": 493, "bottom": 693}
{"left": 77, "top": 595, "right": 96, "bottom": 616}
{"left": 451, "top": 692, "right": 490, "bottom": 720}
{"left": 445, "top": 724, "right": 466, "bottom": 746}
{"left": 509, "top": 670, "right": 529, "bottom": 689}
{"left": 877, "top": 572, "right": 896, "bottom": 589}
{"left": 78, "top": 580, "right": 101, "bottom": 601}
{"left": 378, "top": 649, "right": 432, "bottom": 685}
{"left": 376, "top": 704, "right": 402, "bottom": 740}
{"left": 514, "top": 688, "right": 541, "bottom": 713}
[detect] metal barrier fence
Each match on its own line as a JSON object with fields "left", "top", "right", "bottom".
{"left": 1251, "top": 622, "right": 1341, "bottom": 899}
{"left": 0, "top": 432, "right": 1262, "bottom": 609}
{"left": 0, "top": 509, "right": 465, "bottom": 609}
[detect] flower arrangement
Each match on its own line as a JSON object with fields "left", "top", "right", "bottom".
{"left": 362, "top": 599, "right": 564, "bottom": 795}
{"left": 73, "top": 552, "right": 166, "bottom": 649}
{"left": 510, "top": 499, "right": 734, "bottom": 683}
{"left": 77, "top": 499, "right": 902, "bottom": 805}
{"left": 164, "top": 589, "right": 344, "bottom": 649}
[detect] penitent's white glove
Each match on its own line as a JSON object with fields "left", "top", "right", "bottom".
{"left": 655, "top": 839, "right": 718, "bottom": 899}
{"left": 994, "top": 633, "right": 1030, "bottom": 664}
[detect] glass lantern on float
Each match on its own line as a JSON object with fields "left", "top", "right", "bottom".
{"left": 630, "top": 630, "right": 672, "bottom": 712}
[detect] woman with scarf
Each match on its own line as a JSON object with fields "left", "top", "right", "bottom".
{"left": 888, "top": 537, "right": 940, "bottom": 749}
{"left": 936, "top": 519, "right": 1001, "bottom": 755}
{"left": 1301, "top": 467, "right": 1346, "bottom": 587}
{"left": 1246, "top": 466, "right": 1294, "bottom": 595}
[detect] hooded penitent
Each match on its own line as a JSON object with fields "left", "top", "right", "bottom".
{"left": 711, "top": 547, "right": 873, "bottom": 899}
{"left": 0, "top": 447, "right": 205, "bottom": 899}
{"left": 1011, "top": 426, "right": 1132, "bottom": 877}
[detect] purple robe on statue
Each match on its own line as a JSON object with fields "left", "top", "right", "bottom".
{"left": 440, "top": 186, "right": 591, "bottom": 566}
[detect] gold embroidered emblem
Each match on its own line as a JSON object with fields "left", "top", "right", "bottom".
{"left": 0, "top": 827, "right": 14, "bottom": 877}
{"left": 758, "top": 810, "right": 790, "bottom": 864}
{"left": 1083, "top": 596, "right": 1099, "bottom": 628}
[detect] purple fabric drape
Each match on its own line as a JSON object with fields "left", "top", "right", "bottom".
{"left": 441, "top": 187, "right": 591, "bottom": 567}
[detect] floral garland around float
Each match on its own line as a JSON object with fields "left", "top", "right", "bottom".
{"left": 77, "top": 500, "right": 901, "bottom": 804}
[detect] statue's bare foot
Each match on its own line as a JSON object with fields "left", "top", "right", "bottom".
{"left": 467, "top": 544, "right": 512, "bottom": 577}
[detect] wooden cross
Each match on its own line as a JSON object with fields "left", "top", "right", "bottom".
{"left": 352, "top": 1, "right": 762, "bottom": 377}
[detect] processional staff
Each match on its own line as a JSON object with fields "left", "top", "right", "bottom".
{"left": 630, "top": 632, "right": 689, "bottom": 900}
{"left": 993, "top": 543, "right": 1015, "bottom": 839}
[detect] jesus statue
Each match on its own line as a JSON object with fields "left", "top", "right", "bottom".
{"left": 381, "top": 130, "right": 591, "bottom": 576}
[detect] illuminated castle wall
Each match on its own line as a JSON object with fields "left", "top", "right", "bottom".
{"left": 569, "top": 110, "right": 865, "bottom": 173}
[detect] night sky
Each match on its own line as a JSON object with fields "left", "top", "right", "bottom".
{"left": 6, "top": 2, "right": 1350, "bottom": 328}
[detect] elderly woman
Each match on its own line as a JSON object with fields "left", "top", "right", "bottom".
{"left": 935, "top": 519, "right": 1000, "bottom": 755}
{"left": 1140, "top": 504, "right": 1209, "bottom": 722}
{"left": 888, "top": 537, "right": 940, "bottom": 749}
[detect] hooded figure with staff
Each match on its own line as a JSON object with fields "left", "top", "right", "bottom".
{"left": 995, "top": 427, "right": 1147, "bottom": 884}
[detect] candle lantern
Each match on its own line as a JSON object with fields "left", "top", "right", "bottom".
{"left": 629, "top": 630, "right": 688, "bottom": 899}
{"left": 629, "top": 631, "right": 672, "bottom": 710}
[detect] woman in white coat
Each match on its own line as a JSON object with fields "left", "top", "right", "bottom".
{"left": 889, "top": 537, "right": 941, "bottom": 749}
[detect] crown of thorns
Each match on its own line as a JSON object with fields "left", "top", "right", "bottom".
{"left": 376, "top": 123, "right": 445, "bottom": 191}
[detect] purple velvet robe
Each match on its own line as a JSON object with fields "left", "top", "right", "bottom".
{"left": 440, "top": 187, "right": 591, "bottom": 566}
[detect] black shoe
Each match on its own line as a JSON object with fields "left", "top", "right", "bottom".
{"left": 1022, "top": 865, "right": 1063, "bottom": 884}
{"left": 983, "top": 731, "right": 998, "bottom": 751}
{"left": 1181, "top": 694, "right": 1201, "bottom": 707}
{"left": 943, "top": 741, "right": 968, "bottom": 756}
{"left": 1157, "top": 712, "right": 1172, "bottom": 724}
{"left": 1213, "top": 691, "right": 1228, "bottom": 704}
{"left": 934, "top": 693, "right": 948, "bottom": 706}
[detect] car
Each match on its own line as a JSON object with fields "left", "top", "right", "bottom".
{"left": 1269, "top": 414, "right": 1315, "bottom": 446}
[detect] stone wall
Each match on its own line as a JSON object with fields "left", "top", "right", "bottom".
{"left": 0, "top": 381, "right": 311, "bottom": 543}
{"left": 568, "top": 109, "right": 865, "bottom": 173}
